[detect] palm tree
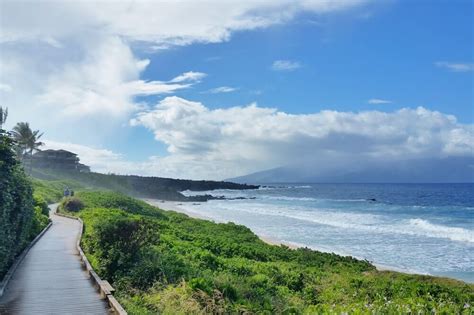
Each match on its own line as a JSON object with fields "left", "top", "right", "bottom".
{"left": 11, "top": 122, "right": 44, "bottom": 173}
{"left": 0, "top": 107, "right": 7, "bottom": 129}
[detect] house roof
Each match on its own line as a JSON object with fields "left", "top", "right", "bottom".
{"left": 34, "top": 149, "right": 78, "bottom": 157}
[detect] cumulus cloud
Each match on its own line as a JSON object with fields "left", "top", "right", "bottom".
{"left": 0, "top": 0, "right": 369, "bottom": 132}
{"left": 14, "top": 36, "right": 205, "bottom": 117}
{"left": 0, "top": 1, "right": 368, "bottom": 45}
{"left": 368, "top": 98, "right": 392, "bottom": 104}
{"left": 435, "top": 62, "right": 474, "bottom": 72}
{"left": 271, "top": 60, "right": 302, "bottom": 71}
{"left": 129, "top": 96, "right": 474, "bottom": 179}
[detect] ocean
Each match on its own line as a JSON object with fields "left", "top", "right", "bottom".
{"left": 180, "top": 183, "right": 473, "bottom": 283}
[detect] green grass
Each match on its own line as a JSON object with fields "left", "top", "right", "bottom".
{"left": 61, "top": 191, "right": 474, "bottom": 314}
{"left": 31, "top": 177, "right": 85, "bottom": 203}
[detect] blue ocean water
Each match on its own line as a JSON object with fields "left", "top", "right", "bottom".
{"left": 181, "top": 184, "right": 474, "bottom": 283}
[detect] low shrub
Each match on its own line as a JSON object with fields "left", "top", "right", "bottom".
{"left": 62, "top": 197, "right": 84, "bottom": 212}
{"left": 33, "top": 193, "right": 49, "bottom": 216}
{"left": 30, "top": 206, "right": 50, "bottom": 238}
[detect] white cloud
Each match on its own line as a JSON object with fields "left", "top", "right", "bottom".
{"left": 129, "top": 96, "right": 474, "bottom": 179}
{"left": 43, "top": 140, "right": 124, "bottom": 173}
{"left": 42, "top": 36, "right": 63, "bottom": 48}
{"left": 435, "top": 62, "right": 474, "bottom": 72}
{"left": 0, "top": 1, "right": 368, "bottom": 45}
{"left": 204, "top": 86, "right": 239, "bottom": 94}
{"left": 0, "top": 83, "right": 12, "bottom": 92}
{"left": 5, "top": 36, "right": 204, "bottom": 118}
{"left": 368, "top": 98, "right": 392, "bottom": 104}
{"left": 0, "top": 0, "right": 370, "bottom": 133}
{"left": 40, "top": 98, "right": 474, "bottom": 180}
{"left": 271, "top": 60, "right": 302, "bottom": 71}
{"left": 169, "top": 71, "right": 207, "bottom": 83}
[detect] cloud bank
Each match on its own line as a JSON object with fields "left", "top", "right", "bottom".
{"left": 125, "top": 97, "right": 474, "bottom": 179}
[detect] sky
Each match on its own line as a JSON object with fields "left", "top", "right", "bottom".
{"left": 0, "top": 0, "right": 473, "bottom": 180}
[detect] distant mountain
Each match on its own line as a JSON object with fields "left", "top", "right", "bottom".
{"left": 229, "top": 157, "right": 474, "bottom": 184}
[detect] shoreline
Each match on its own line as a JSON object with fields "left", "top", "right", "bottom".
{"left": 143, "top": 199, "right": 421, "bottom": 275}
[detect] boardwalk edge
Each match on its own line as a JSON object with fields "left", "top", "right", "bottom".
{"left": 55, "top": 210, "right": 128, "bottom": 315}
{"left": 0, "top": 220, "right": 53, "bottom": 297}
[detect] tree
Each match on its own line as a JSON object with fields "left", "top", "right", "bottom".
{"left": 11, "top": 122, "right": 44, "bottom": 173}
{"left": 0, "top": 107, "right": 7, "bottom": 129}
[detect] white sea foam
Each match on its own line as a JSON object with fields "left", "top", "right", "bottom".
{"left": 200, "top": 201, "right": 474, "bottom": 244}
{"left": 286, "top": 210, "right": 474, "bottom": 244}
{"left": 407, "top": 218, "right": 474, "bottom": 243}
{"left": 260, "top": 195, "right": 369, "bottom": 202}
{"left": 260, "top": 195, "right": 318, "bottom": 201}
{"left": 287, "top": 185, "right": 312, "bottom": 189}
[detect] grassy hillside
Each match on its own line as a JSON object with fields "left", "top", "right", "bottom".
{"left": 31, "top": 168, "right": 258, "bottom": 201}
{"left": 31, "top": 177, "right": 85, "bottom": 203}
{"left": 59, "top": 191, "right": 473, "bottom": 314}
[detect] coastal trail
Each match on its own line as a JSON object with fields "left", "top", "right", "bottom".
{"left": 0, "top": 204, "right": 109, "bottom": 314}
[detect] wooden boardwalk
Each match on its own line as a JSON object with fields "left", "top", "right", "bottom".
{"left": 0, "top": 205, "right": 109, "bottom": 315}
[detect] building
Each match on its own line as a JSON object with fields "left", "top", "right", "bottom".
{"left": 32, "top": 149, "right": 90, "bottom": 172}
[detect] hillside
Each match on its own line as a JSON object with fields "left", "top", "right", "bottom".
{"left": 31, "top": 167, "right": 258, "bottom": 201}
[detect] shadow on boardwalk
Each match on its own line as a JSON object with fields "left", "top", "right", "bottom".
{"left": 0, "top": 205, "right": 109, "bottom": 315}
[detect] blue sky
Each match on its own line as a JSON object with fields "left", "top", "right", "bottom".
{"left": 1, "top": 0, "right": 473, "bottom": 179}
{"left": 136, "top": 1, "right": 472, "bottom": 116}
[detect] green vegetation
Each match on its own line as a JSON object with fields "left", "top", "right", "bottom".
{"left": 0, "top": 124, "right": 49, "bottom": 279}
{"left": 31, "top": 177, "right": 84, "bottom": 203}
{"left": 31, "top": 167, "right": 258, "bottom": 201}
{"left": 61, "top": 191, "right": 473, "bottom": 314}
{"left": 61, "top": 197, "right": 84, "bottom": 212}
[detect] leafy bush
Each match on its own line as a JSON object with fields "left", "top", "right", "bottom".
{"left": 33, "top": 193, "right": 49, "bottom": 216}
{"left": 86, "top": 214, "right": 159, "bottom": 283}
{"left": 61, "top": 197, "right": 84, "bottom": 212}
{"left": 68, "top": 191, "right": 473, "bottom": 314}
{"left": 30, "top": 206, "right": 50, "bottom": 237}
{"left": 0, "top": 129, "right": 49, "bottom": 279}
